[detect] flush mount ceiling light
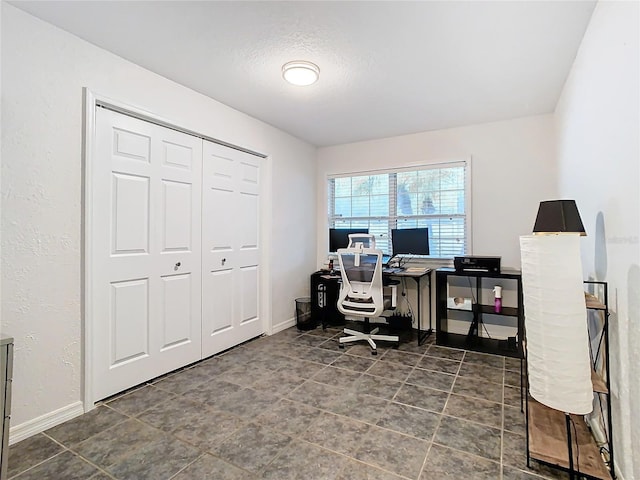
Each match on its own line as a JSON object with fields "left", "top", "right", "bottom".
{"left": 282, "top": 61, "right": 320, "bottom": 86}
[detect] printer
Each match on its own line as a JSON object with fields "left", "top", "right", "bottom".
{"left": 454, "top": 256, "right": 501, "bottom": 273}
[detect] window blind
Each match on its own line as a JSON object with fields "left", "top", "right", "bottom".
{"left": 327, "top": 162, "right": 470, "bottom": 258}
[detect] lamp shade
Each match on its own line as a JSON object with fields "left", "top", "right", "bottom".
{"left": 533, "top": 200, "right": 586, "bottom": 235}
{"left": 520, "top": 235, "right": 592, "bottom": 414}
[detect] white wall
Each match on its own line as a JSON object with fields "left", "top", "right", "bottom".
{"left": 555, "top": 2, "right": 639, "bottom": 479}
{"left": 1, "top": 4, "right": 317, "bottom": 432}
{"left": 0, "top": 0, "right": 3, "bottom": 338}
{"left": 316, "top": 115, "right": 557, "bottom": 269}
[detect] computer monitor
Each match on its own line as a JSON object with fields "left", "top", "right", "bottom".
{"left": 391, "top": 228, "right": 430, "bottom": 256}
{"left": 329, "top": 228, "right": 369, "bottom": 253}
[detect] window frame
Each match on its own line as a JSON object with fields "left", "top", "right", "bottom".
{"left": 327, "top": 160, "right": 472, "bottom": 259}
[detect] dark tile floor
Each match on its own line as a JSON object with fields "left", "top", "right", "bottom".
{"left": 8, "top": 326, "right": 570, "bottom": 480}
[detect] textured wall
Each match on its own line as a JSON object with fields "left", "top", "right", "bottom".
{"left": 1, "top": 4, "right": 316, "bottom": 428}
{"left": 555, "top": 2, "right": 639, "bottom": 479}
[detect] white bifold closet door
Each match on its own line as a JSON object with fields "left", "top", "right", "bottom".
{"left": 201, "top": 140, "right": 262, "bottom": 358}
{"left": 93, "top": 108, "right": 202, "bottom": 401}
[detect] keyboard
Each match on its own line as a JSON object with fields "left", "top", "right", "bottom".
{"left": 382, "top": 267, "right": 404, "bottom": 274}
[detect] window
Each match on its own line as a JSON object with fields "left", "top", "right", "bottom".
{"left": 327, "top": 162, "right": 470, "bottom": 257}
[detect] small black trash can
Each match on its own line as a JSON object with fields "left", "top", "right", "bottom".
{"left": 295, "top": 297, "right": 315, "bottom": 331}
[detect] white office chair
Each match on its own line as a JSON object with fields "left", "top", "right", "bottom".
{"left": 346, "top": 233, "right": 376, "bottom": 249}
{"left": 336, "top": 236, "right": 399, "bottom": 354}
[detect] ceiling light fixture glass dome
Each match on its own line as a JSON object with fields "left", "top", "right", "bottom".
{"left": 282, "top": 61, "right": 320, "bottom": 86}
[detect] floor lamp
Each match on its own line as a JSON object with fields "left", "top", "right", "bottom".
{"left": 520, "top": 200, "right": 592, "bottom": 479}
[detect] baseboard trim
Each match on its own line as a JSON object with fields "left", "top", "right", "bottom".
{"left": 271, "top": 317, "right": 296, "bottom": 334}
{"left": 9, "top": 401, "right": 84, "bottom": 445}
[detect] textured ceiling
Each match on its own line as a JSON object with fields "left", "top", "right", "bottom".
{"left": 11, "top": 1, "right": 597, "bottom": 146}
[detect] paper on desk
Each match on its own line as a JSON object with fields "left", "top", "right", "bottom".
{"left": 405, "top": 267, "right": 427, "bottom": 273}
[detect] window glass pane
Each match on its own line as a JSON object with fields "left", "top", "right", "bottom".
{"left": 408, "top": 193, "right": 419, "bottom": 216}
{"left": 397, "top": 185, "right": 414, "bottom": 215}
{"left": 334, "top": 197, "right": 351, "bottom": 218}
{"left": 418, "top": 192, "right": 437, "bottom": 215}
{"left": 370, "top": 174, "right": 389, "bottom": 195}
{"left": 350, "top": 220, "right": 369, "bottom": 229}
{"left": 396, "top": 218, "right": 419, "bottom": 229}
{"left": 440, "top": 168, "right": 464, "bottom": 189}
{"left": 334, "top": 177, "right": 352, "bottom": 197}
{"left": 370, "top": 194, "right": 389, "bottom": 216}
{"left": 417, "top": 169, "right": 440, "bottom": 192}
{"left": 437, "top": 189, "right": 464, "bottom": 214}
{"left": 397, "top": 171, "right": 418, "bottom": 192}
{"left": 368, "top": 220, "right": 391, "bottom": 254}
{"left": 352, "top": 196, "right": 370, "bottom": 217}
{"left": 431, "top": 217, "right": 466, "bottom": 256}
{"left": 351, "top": 176, "right": 372, "bottom": 195}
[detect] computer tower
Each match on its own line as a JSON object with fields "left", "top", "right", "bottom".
{"left": 310, "top": 272, "right": 345, "bottom": 328}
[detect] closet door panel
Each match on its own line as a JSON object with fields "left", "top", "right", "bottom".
{"left": 203, "top": 185, "right": 236, "bottom": 271}
{"left": 110, "top": 279, "right": 149, "bottom": 366}
{"left": 239, "top": 266, "right": 259, "bottom": 325}
{"left": 160, "top": 273, "right": 193, "bottom": 350}
{"left": 111, "top": 173, "right": 150, "bottom": 255}
{"left": 201, "top": 141, "right": 263, "bottom": 358}
{"left": 202, "top": 269, "right": 234, "bottom": 340}
{"left": 93, "top": 108, "right": 202, "bottom": 401}
{"left": 161, "top": 180, "right": 192, "bottom": 252}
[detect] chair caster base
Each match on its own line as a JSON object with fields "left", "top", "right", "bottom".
{"left": 338, "top": 325, "right": 399, "bottom": 356}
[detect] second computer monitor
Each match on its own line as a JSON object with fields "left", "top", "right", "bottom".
{"left": 329, "top": 228, "right": 369, "bottom": 253}
{"left": 391, "top": 227, "right": 430, "bottom": 256}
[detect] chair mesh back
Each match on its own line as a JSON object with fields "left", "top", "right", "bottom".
{"left": 340, "top": 253, "right": 377, "bottom": 285}
{"left": 336, "top": 247, "right": 384, "bottom": 318}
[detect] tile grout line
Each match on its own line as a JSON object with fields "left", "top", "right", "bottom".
{"left": 218, "top": 342, "right": 497, "bottom": 477}
{"left": 250, "top": 341, "right": 422, "bottom": 480}
{"left": 501, "top": 358, "right": 506, "bottom": 480}
{"left": 218, "top": 344, "right": 512, "bottom": 476}
{"left": 273, "top": 349, "right": 453, "bottom": 477}
{"left": 166, "top": 452, "right": 208, "bottom": 480}
{"left": 415, "top": 347, "right": 465, "bottom": 480}
{"left": 7, "top": 447, "right": 68, "bottom": 480}
{"left": 12, "top": 330, "right": 524, "bottom": 480}
{"left": 36, "top": 432, "right": 118, "bottom": 480}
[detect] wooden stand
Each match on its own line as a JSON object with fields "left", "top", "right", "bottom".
{"left": 524, "top": 281, "right": 614, "bottom": 480}
{"left": 527, "top": 399, "right": 611, "bottom": 479}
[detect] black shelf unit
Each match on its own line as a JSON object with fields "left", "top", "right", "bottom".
{"left": 524, "top": 280, "right": 614, "bottom": 480}
{"left": 435, "top": 267, "right": 523, "bottom": 358}
{"left": 584, "top": 280, "right": 614, "bottom": 479}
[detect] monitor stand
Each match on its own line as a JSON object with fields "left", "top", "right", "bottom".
{"left": 386, "top": 255, "right": 402, "bottom": 268}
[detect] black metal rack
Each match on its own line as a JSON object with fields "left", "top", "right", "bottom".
{"left": 524, "top": 280, "right": 614, "bottom": 480}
